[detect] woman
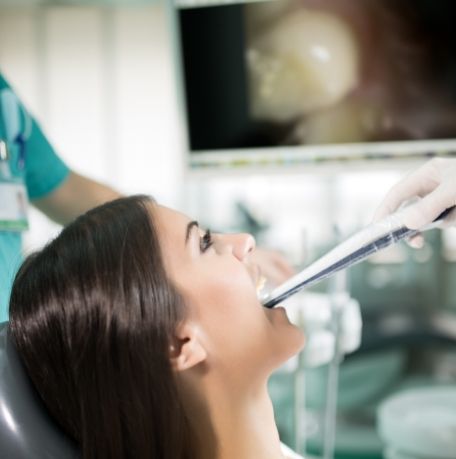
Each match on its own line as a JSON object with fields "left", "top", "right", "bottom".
{"left": 8, "top": 195, "right": 305, "bottom": 459}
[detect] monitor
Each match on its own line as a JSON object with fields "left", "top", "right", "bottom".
{"left": 175, "top": 0, "right": 456, "bottom": 169}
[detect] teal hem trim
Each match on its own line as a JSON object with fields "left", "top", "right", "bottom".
{"left": 28, "top": 166, "right": 71, "bottom": 200}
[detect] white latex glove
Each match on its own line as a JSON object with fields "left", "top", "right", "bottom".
{"left": 373, "top": 158, "right": 456, "bottom": 246}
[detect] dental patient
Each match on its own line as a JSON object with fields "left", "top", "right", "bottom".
{"left": 8, "top": 195, "right": 305, "bottom": 459}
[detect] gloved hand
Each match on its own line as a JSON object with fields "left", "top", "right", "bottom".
{"left": 373, "top": 158, "right": 456, "bottom": 246}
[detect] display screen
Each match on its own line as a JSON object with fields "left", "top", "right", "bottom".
{"left": 179, "top": 0, "right": 456, "bottom": 156}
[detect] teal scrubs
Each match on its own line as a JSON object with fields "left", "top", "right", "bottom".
{"left": 0, "top": 74, "right": 70, "bottom": 322}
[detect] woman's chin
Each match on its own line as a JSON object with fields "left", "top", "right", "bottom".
{"left": 264, "top": 306, "right": 306, "bottom": 361}
{"left": 285, "top": 324, "right": 306, "bottom": 357}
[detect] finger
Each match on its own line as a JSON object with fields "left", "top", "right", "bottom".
{"left": 271, "top": 255, "right": 295, "bottom": 278}
{"left": 373, "top": 165, "right": 439, "bottom": 222}
{"left": 407, "top": 233, "right": 424, "bottom": 249}
{"left": 401, "top": 183, "right": 456, "bottom": 229}
{"left": 261, "top": 259, "right": 294, "bottom": 285}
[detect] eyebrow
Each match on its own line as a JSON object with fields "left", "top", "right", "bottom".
{"left": 185, "top": 221, "right": 199, "bottom": 244}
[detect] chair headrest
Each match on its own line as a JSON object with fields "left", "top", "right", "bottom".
{"left": 0, "top": 322, "right": 78, "bottom": 458}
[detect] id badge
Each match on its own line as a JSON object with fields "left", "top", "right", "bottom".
{"left": 0, "top": 180, "right": 29, "bottom": 231}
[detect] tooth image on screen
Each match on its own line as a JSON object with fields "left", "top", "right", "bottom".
{"left": 246, "top": 8, "right": 360, "bottom": 122}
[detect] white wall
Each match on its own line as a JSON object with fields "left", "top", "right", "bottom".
{"left": 0, "top": 2, "right": 184, "bottom": 250}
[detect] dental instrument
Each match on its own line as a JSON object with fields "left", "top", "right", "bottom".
{"left": 261, "top": 206, "right": 455, "bottom": 308}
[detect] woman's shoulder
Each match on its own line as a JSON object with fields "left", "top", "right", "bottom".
{"left": 280, "top": 442, "right": 305, "bottom": 459}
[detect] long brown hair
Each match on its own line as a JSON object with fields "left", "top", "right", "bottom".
{"left": 9, "top": 195, "right": 192, "bottom": 459}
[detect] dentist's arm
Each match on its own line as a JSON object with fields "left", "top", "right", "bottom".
{"left": 32, "top": 171, "right": 122, "bottom": 225}
{"left": 373, "top": 158, "right": 456, "bottom": 246}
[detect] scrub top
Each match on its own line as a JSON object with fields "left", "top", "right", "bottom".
{"left": 0, "top": 73, "right": 70, "bottom": 322}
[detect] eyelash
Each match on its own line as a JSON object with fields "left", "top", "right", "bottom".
{"left": 200, "top": 229, "right": 213, "bottom": 253}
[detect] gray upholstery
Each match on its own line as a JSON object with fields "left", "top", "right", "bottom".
{"left": 0, "top": 322, "right": 78, "bottom": 458}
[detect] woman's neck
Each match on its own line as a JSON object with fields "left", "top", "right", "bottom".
{"left": 180, "top": 372, "right": 285, "bottom": 459}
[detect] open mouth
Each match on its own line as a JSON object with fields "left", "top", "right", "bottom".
{"left": 256, "top": 274, "right": 267, "bottom": 298}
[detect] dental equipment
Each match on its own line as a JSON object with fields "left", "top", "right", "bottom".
{"left": 262, "top": 206, "right": 455, "bottom": 308}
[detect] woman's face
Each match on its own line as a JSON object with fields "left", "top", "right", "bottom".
{"left": 153, "top": 204, "right": 305, "bottom": 382}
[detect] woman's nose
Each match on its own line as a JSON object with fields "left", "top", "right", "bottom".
{"left": 223, "top": 233, "right": 256, "bottom": 261}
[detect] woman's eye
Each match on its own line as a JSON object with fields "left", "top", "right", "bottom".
{"left": 200, "top": 229, "right": 213, "bottom": 253}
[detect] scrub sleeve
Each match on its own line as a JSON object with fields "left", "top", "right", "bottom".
{"left": 0, "top": 74, "right": 70, "bottom": 322}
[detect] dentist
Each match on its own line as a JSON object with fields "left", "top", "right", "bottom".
{"left": 0, "top": 72, "right": 121, "bottom": 322}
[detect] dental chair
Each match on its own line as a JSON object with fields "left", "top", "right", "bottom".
{"left": 0, "top": 322, "right": 78, "bottom": 458}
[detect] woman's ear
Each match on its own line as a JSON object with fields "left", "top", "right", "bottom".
{"left": 169, "top": 322, "right": 207, "bottom": 372}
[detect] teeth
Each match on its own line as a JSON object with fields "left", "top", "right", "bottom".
{"left": 256, "top": 276, "right": 267, "bottom": 296}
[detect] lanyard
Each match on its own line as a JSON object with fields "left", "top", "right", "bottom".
{"left": 0, "top": 137, "right": 29, "bottom": 231}
{"left": 0, "top": 140, "right": 11, "bottom": 180}
{"left": 0, "top": 89, "right": 30, "bottom": 231}
{"left": 0, "top": 88, "right": 31, "bottom": 172}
